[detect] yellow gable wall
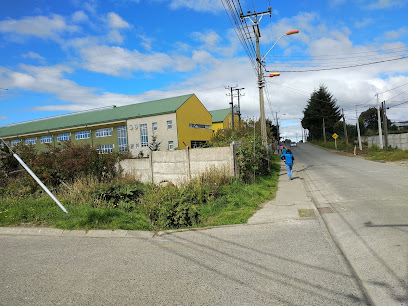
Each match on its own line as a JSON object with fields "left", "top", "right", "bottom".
{"left": 213, "top": 113, "right": 240, "bottom": 133}
{"left": 176, "top": 95, "right": 213, "bottom": 149}
{"left": 212, "top": 122, "right": 224, "bottom": 132}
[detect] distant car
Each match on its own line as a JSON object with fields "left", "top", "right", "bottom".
{"left": 290, "top": 142, "right": 297, "bottom": 147}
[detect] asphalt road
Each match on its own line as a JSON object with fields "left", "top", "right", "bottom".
{"left": 290, "top": 143, "right": 408, "bottom": 306}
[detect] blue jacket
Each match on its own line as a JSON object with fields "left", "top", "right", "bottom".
{"left": 280, "top": 153, "right": 295, "bottom": 165}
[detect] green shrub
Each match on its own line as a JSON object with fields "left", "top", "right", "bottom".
{"left": 92, "top": 180, "right": 145, "bottom": 211}
{"left": 236, "top": 135, "right": 270, "bottom": 183}
{"left": 140, "top": 184, "right": 200, "bottom": 230}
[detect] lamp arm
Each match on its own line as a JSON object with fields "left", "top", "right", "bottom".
{"left": 261, "top": 34, "right": 285, "bottom": 62}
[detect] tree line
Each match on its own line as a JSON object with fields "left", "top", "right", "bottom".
{"left": 301, "top": 85, "right": 402, "bottom": 142}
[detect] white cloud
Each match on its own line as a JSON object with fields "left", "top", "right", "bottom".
{"left": 138, "top": 34, "right": 153, "bottom": 51}
{"left": 0, "top": 15, "right": 79, "bottom": 39}
{"left": 80, "top": 45, "right": 173, "bottom": 76}
{"left": 107, "top": 12, "right": 130, "bottom": 28}
{"left": 21, "top": 52, "right": 45, "bottom": 61}
{"left": 383, "top": 27, "right": 407, "bottom": 40}
{"left": 168, "top": 0, "right": 224, "bottom": 12}
{"left": 329, "top": 0, "right": 347, "bottom": 6}
{"left": 72, "top": 11, "right": 89, "bottom": 23}
{"left": 354, "top": 18, "right": 373, "bottom": 28}
{"left": 107, "top": 29, "right": 125, "bottom": 43}
{"left": 367, "top": 0, "right": 407, "bottom": 9}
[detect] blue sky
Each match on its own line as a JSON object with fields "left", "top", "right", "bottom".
{"left": 1, "top": 0, "right": 407, "bottom": 140}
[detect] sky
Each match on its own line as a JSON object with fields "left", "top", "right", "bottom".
{"left": 1, "top": 0, "right": 408, "bottom": 141}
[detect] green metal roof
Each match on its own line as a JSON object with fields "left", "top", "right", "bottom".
{"left": 210, "top": 108, "right": 231, "bottom": 123}
{"left": 0, "top": 94, "right": 194, "bottom": 138}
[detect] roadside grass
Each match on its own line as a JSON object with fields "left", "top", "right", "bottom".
{"left": 310, "top": 140, "right": 408, "bottom": 162}
{"left": 365, "top": 146, "right": 408, "bottom": 161}
{"left": 0, "top": 156, "right": 280, "bottom": 231}
{"left": 310, "top": 139, "right": 355, "bottom": 152}
{"left": 0, "top": 196, "right": 153, "bottom": 231}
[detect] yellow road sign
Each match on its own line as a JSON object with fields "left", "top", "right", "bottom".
{"left": 332, "top": 133, "right": 339, "bottom": 139}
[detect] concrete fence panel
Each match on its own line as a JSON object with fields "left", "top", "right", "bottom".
{"left": 120, "top": 158, "right": 152, "bottom": 182}
{"left": 189, "top": 146, "right": 234, "bottom": 178}
{"left": 367, "top": 132, "right": 408, "bottom": 150}
{"left": 119, "top": 145, "right": 236, "bottom": 185}
{"left": 152, "top": 150, "right": 189, "bottom": 185}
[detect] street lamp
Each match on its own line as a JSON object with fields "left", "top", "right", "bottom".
{"left": 262, "top": 30, "right": 299, "bottom": 62}
{"left": 257, "top": 30, "right": 299, "bottom": 148}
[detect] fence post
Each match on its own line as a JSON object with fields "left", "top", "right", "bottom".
{"left": 149, "top": 152, "right": 154, "bottom": 184}
{"left": 231, "top": 142, "right": 238, "bottom": 178}
{"left": 186, "top": 146, "right": 191, "bottom": 182}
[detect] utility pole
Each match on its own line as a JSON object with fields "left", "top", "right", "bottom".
{"left": 276, "top": 112, "right": 280, "bottom": 143}
{"left": 323, "top": 117, "right": 326, "bottom": 143}
{"left": 240, "top": 7, "right": 271, "bottom": 148}
{"left": 226, "top": 85, "right": 237, "bottom": 130}
{"left": 233, "top": 87, "right": 245, "bottom": 129}
{"left": 342, "top": 109, "right": 349, "bottom": 145}
{"left": 376, "top": 94, "right": 384, "bottom": 149}
{"left": 355, "top": 105, "right": 362, "bottom": 150}
{"left": 382, "top": 101, "right": 389, "bottom": 150}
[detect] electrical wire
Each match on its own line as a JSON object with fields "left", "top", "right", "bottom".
{"left": 265, "top": 55, "right": 408, "bottom": 73}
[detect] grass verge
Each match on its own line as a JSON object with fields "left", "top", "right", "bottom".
{"left": 0, "top": 157, "right": 280, "bottom": 231}
{"left": 310, "top": 140, "right": 408, "bottom": 162}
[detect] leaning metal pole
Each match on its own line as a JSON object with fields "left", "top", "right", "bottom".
{"left": 0, "top": 138, "right": 68, "bottom": 213}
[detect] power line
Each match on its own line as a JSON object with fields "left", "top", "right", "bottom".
{"left": 265, "top": 55, "right": 408, "bottom": 73}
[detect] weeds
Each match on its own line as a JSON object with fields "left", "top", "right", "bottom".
{"left": 310, "top": 140, "right": 408, "bottom": 161}
{"left": 0, "top": 164, "right": 280, "bottom": 231}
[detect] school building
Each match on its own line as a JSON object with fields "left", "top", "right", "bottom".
{"left": 0, "top": 94, "right": 215, "bottom": 156}
{"left": 210, "top": 108, "right": 240, "bottom": 133}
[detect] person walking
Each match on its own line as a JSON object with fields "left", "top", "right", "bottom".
{"left": 280, "top": 149, "right": 295, "bottom": 180}
{"left": 281, "top": 146, "right": 287, "bottom": 155}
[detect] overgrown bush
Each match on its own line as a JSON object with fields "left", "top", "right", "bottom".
{"left": 140, "top": 184, "right": 200, "bottom": 230}
{"left": 139, "top": 169, "right": 232, "bottom": 230}
{"left": 208, "top": 123, "right": 273, "bottom": 183}
{"left": 92, "top": 180, "right": 145, "bottom": 211}
{"left": 0, "top": 141, "right": 128, "bottom": 189}
{"left": 236, "top": 135, "right": 270, "bottom": 183}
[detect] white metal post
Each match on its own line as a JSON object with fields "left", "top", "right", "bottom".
{"left": 376, "top": 94, "right": 384, "bottom": 149}
{"left": 355, "top": 105, "right": 363, "bottom": 150}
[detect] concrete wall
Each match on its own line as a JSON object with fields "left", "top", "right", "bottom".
{"left": 367, "top": 132, "right": 408, "bottom": 150}
{"left": 120, "top": 144, "right": 236, "bottom": 185}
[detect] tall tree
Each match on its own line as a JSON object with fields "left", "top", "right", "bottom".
{"left": 302, "top": 85, "right": 341, "bottom": 140}
{"left": 358, "top": 107, "right": 393, "bottom": 135}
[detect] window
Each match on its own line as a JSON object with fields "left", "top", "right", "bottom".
{"left": 11, "top": 139, "right": 22, "bottom": 147}
{"left": 1, "top": 141, "right": 8, "bottom": 148}
{"left": 95, "top": 127, "right": 113, "bottom": 138}
{"left": 152, "top": 122, "right": 158, "bottom": 132}
{"left": 57, "top": 133, "right": 71, "bottom": 142}
{"left": 168, "top": 141, "right": 174, "bottom": 150}
{"left": 191, "top": 141, "right": 207, "bottom": 148}
{"left": 140, "top": 124, "right": 148, "bottom": 147}
{"left": 189, "top": 123, "right": 212, "bottom": 129}
{"left": 167, "top": 120, "right": 173, "bottom": 130}
{"left": 25, "top": 137, "right": 36, "bottom": 145}
{"left": 75, "top": 130, "right": 90, "bottom": 140}
{"left": 97, "top": 144, "right": 114, "bottom": 154}
{"left": 117, "top": 126, "right": 128, "bottom": 152}
{"left": 41, "top": 135, "right": 52, "bottom": 144}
